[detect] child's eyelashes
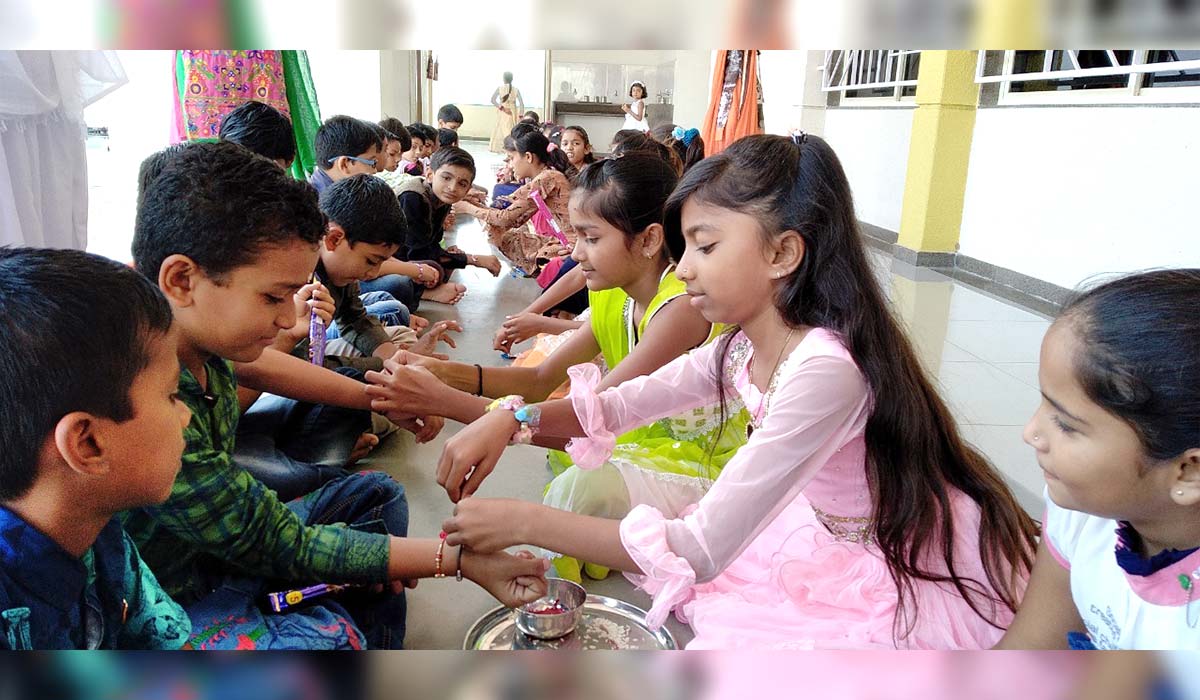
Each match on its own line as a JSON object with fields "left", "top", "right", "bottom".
{"left": 264, "top": 294, "right": 286, "bottom": 305}
{"left": 1052, "top": 415, "right": 1077, "bottom": 435}
{"left": 696, "top": 244, "right": 715, "bottom": 255}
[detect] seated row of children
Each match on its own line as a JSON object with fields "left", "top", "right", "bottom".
{"left": 361, "top": 129, "right": 1200, "bottom": 650}
{"left": 4, "top": 97, "right": 1195, "bottom": 651}
{"left": 0, "top": 130, "right": 555, "bottom": 648}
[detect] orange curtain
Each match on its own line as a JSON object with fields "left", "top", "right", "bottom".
{"left": 700, "top": 50, "right": 762, "bottom": 156}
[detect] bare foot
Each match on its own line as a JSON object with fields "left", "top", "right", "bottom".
{"left": 425, "top": 282, "right": 467, "bottom": 305}
{"left": 474, "top": 254, "right": 502, "bottom": 277}
{"left": 408, "top": 313, "right": 429, "bottom": 332}
{"left": 346, "top": 432, "right": 380, "bottom": 467}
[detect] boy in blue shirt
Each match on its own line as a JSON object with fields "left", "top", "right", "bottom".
{"left": 0, "top": 247, "right": 192, "bottom": 649}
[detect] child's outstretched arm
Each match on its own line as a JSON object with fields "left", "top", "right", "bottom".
{"left": 992, "top": 538, "right": 1081, "bottom": 649}
{"left": 235, "top": 348, "right": 372, "bottom": 411}
{"left": 442, "top": 498, "right": 639, "bottom": 575}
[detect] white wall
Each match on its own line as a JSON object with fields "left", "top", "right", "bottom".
{"left": 308, "top": 50, "right": 382, "bottom": 120}
{"left": 822, "top": 107, "right": 915, "bottom": 233}
{"left": 959, "top": 106, "right": 1200, "bottom": 290}
{"left": 671, "top": 50, "right": 713, "bottom": 130}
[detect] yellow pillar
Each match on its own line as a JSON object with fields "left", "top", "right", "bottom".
{"left": 897, "top": 50, "right": 979, "bottom": 256}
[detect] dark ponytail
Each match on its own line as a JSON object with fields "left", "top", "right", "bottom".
{"left": 513, "top": 131, "right": 570, "bottom": 174}
{"left": 572, "top": 154, "right": 680, "bottom": 260}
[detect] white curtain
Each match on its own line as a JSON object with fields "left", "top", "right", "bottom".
{"left": 0, "top": 51, "right": 126, "bottom": 250}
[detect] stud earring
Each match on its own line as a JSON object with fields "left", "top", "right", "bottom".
{"left": 1032, "top": 435, "right": 1040, "bottom": 442}
{"left": 1178, "top": 490, "right": 1186, "bottom": 496}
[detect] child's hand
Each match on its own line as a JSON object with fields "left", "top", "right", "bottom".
{"left": 442, "top": 497, "right": 529, "bottom": 553}
{"left": 364, "top": 352, "right": 452, "bottom": 419}
{"left": 410, "top": 320, "right": 462, "bottom": 359}
{"left": 462, "top": 548, "right": 550, "bottom": 608}
{"left": 288, "top": 282, "right": 335, "bottom": 341}
{"left": 397, "top": 414, "right": 444, "bottom": 443}
{"left": 444, "top": 210, "right": 457, "bottom": 229}
{"left": 500, "top": 312, "right": 546, "bottom": 347}
{"left": 493, "top": 326, "right": 514, "bottom": 353}
{"left": 437, "top": 409, "right": 519, "bottom": 502}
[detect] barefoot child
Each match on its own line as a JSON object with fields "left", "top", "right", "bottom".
{"left": 454, "top": 131, "right": 575, "bottom": 276}
{"left": 367, "top": 147, "right": 502, "bottom": 307}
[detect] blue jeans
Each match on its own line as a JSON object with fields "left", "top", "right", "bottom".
{"left": 185, "top": 472, "right": 409, "bottom": 649}
{"left": 234, "top": 367, "right": 370, "bottom": 502}
{"left": 326, "top": 291, "right": 409, "bottom": 340}
{"left": 360, "top": 276, "right": 421, "bottom": 313}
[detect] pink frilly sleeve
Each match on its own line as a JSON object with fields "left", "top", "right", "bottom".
{"left": 619, "top": 504, "right": 699, "bottom": 629}
{"left": 563, "top": 345, "right": 724, "bottom": 470}
{"left": 563, "top": 363, "right": 615, "bottom": 469}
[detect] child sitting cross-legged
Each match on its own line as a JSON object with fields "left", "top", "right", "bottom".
{"left": 0, "top": 248, "right": 192, "bottom": 649}
{"left": 127, "top": 140, "right": 548, "bottom": 649}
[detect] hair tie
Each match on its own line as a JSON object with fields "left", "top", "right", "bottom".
{"left": 546, "top": 142, "right": 558, "bottom": 152}
{"left": 681, "top": 128, "right": 699, "bottom": 146}
{"left": 671, "top": 126, "right": 685, "bottom": 141}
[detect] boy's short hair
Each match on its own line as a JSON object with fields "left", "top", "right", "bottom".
{"left": 437, "top": 104, "right": 464, "bottom": 125}
{"left": 0, "top": 247, "right": 174, "bottom": 500}
{"left": 430, "top": 146, "right": 476, "bottom": 179}
{"left": 133, "top": 140, "right": 325, "bottom": 281}
{"left": 319, "top": 174, "right": 406, "bottom": 247}
{"left": 436, "top": 128, "right": 459, "bottom": 150}
{"left": 218, "top": 101, "right": 296, "bottom": 164}
{"left": 136, "top": 142, "right": 189, "bottom": 208}
{"left": 406, "top": 122, "right": 436, "bottom": 144}
{"left": 314, "top": 115, "right": 383, "bottom": 169}
{"left": 378, "top": 117, "right": 412, "bottom": 152}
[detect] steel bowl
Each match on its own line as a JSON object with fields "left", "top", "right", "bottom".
{"left": 515, "top": 578, "right": 587, "bottom": 639}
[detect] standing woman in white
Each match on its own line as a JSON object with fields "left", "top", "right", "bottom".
{"left": 489, "top": 71, "right": 524, "bottom": 153}
{"left": 621, "top": 81, "right": 650, "bottom": 133}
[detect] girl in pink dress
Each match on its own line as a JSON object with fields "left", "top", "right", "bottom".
{"left": 436, "top": 134, "right": 1038, "bottom": 649}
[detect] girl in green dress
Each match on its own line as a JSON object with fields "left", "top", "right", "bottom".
{"left": 373, "top": 153, "right": 749, "bottom": 581}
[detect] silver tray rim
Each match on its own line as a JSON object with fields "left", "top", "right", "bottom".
{"left": 462, "top": 594, "right": 678, "bottom": 650}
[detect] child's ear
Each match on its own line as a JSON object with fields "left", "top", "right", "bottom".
{"left": 639, "top": 223, "right": 665, "bottom": 259}
{"left": 324, "top": 223, "right": 346, "bottom": 251}
{"left": 1170, "top": 449, "right": 1200, "bottom": 506}
{"left": 53, "top": 412, "right": 110, "bottom": 479}
{"left": 159, "top": 254, "right": 202, "bottom": 308}
{"left": 770, "top": 230, "right": 806, "bottom": 280}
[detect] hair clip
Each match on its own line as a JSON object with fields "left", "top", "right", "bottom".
{"left": 546, "top": 142, "right": 558, "bottom": 152}
{"left": 790, "top": 130, "right": 808, "bottom": 146}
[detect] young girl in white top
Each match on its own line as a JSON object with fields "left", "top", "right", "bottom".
{"left": 997, "top": 269, "right": 1200, "bottom": 650}
{"left": 621, "top": 81, "right": 650, "bottom": 133}
{"left": 433, "top": 134, "right": 1038, "bottom": 649}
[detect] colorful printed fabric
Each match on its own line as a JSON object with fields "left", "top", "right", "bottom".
{"left": 172, "top": 50, "right": 322, "bottom": 179}
{"left": 0, "top": 507, "right": 190, "bottom": 649}
{"left": 119, "top": 355, "right": 390, "bottom": 605}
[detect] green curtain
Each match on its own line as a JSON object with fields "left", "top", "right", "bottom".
{"left": 281, "top": 51, "right": 321, "bottom": 180}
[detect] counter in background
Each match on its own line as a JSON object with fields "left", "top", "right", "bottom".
{"left": 551, "top": 101, "right": 674, "bottom": 151}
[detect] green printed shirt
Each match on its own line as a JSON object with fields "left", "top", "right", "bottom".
{"left": 118, "top": 355, "right": 390, "bottom": 604}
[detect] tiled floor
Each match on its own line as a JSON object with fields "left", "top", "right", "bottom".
{"left": 86, "top": 139, "right": 1054, "bottom": 650}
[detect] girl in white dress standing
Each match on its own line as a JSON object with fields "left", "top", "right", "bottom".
{"left": 621, "top": 81, "right": 650, "bottom": 133}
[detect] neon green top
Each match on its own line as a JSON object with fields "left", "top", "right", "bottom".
{"left": 548, "top": 267, "right": 749, "bottom": 482}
